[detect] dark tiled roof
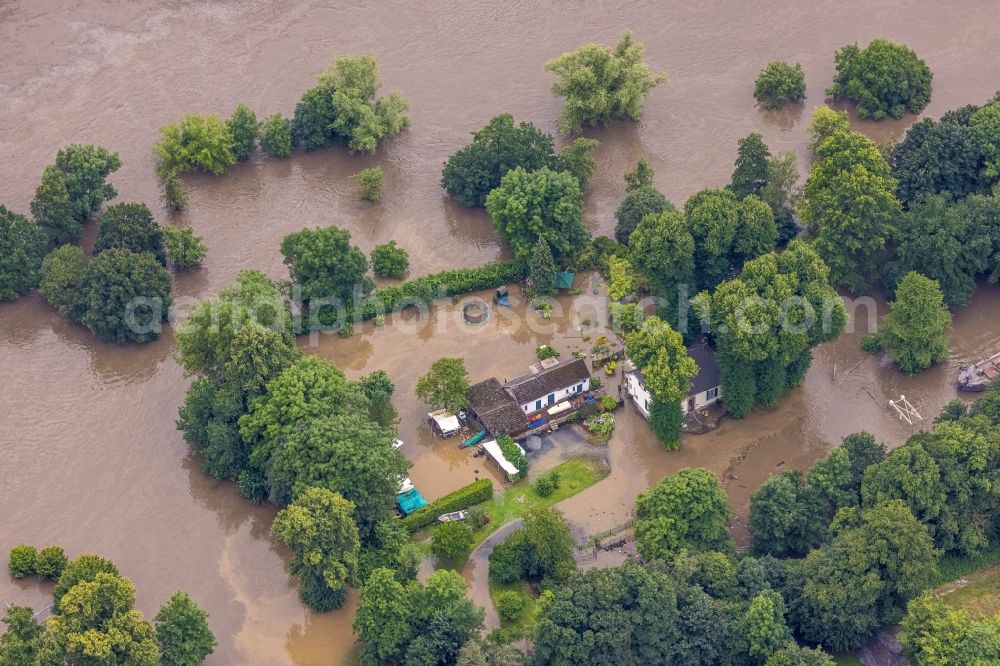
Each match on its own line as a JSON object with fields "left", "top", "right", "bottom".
{"left": 467, "top": 378, "right": 531, "bottom": 436}
{"left": 505, "top": 357, "right": 590, "bottom": 405}
{"left": 629, "top": 343, "right": 721, "bottom": 397}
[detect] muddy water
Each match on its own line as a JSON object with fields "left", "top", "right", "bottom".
{"left": 3, "top": 1, "right": 1000, "bottom": 664}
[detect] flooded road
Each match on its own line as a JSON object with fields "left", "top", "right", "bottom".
{"left": 2, "top": 1, "right": 1000, "bottom": 664}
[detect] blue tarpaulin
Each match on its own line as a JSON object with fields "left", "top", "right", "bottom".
{"left": 397, "top": 488, "right": 428, "bottom": 515}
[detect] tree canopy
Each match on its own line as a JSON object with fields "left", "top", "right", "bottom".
{"left": 485, "top": 166, "right": 587, "bottom": 261}
{"left": 226, "top": 103, "right": 258, "bottom": 162}
{"left": 877, "top": 272, "right": 952, "bottom": 375}
{"left": 30, "top": 144, "right": 121, "bottom": 244}
{"left": 730, "top": 133, "right": 771, "bottom": 200}
{"left": 281, "top": 225, "right": 371, "bottom": 306}
{"left": 545, "top": 32, "right": 666, "bottom": 132}
{"left": 416, "top": 357, "right": 470, "bottom": 413}
{"left": 0, "top": 205, "right": 46, "bottom": 301}
{"left": 94, "top": 202, "right": 166, "bottom": 265}
{"left": 754, "top": 61, "right": 806, "bottom": 110}
{"left": 291, "top": 54, "right": 409, "bottom": 153}
{"left": 155, "top": 591, "right": 217, "bottom": 666}
{"left": 827, "top": 39, "right": 933, "bottom": 119}
{"left": 635, "top": 468, "right": 731, "bottom": 560}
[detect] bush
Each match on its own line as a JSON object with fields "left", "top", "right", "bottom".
{"left": 497, "top": 434, "right": 528, "bottom": 481}
{"left": 8, "top": 545, "right": 37, "bottom": 578}
{"left": 754, "top": 61, "right": 806, "bottom": 110}
{"left": 488, "top": 538, "right": 526, "bottom": 584}
{"left": 600, "top": 395, "right": 618, "bottom": 411}
{"left": 162, "top": 225, "right": 207, "bottom": 270}
{"left": 400, "top": 478, "right": 494, "bottom": 531}
{"left": 355, "top": 167, "right": 384, "bottom": 202}
{"left": 533, "top": 470, "right": 561, "bottom": 498}
{"left": 827, "top": 39, "right": 933, "bottom": 120}
{"left": 77, "top": 248, "right": 173, "bottom": 343}
{"left": 35, "top": 546, "right": 68, "bottom": 580}
{"left": 259, "top": 113, "right": 292, "bottom": 158}
{"left": 536, "top": 345, "right": 559, "bottom": 361}
{"left": 465, "top": 504, "right": 490, "bottom": 530}
{"left": 227, "top": 103, "right": 258, "bottom": 161}
{"left": 38, "top": 244, "right": 88, "bottom": 318}
{"left": 0, "top": 205, "right": 47, "bottom": 301}
{"left": 431, "top": 521, "right": 475, "bottom": 561}
{"left": 495, "top": 590, "right": 527, "bottom": 622}
{"left": 587, "top": 412, "right": 615, "bottom": 439}
{"left": 861, "top": 335, "right": 881, "bottom": 354}
{"left": 371, "top": 240, "right": 409, "bottom": 278}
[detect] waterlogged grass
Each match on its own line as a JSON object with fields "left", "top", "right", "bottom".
{"left": 470, "top": 456, "right": 606, "bottom": 549}
{"left": 488, "top": 579, "right": 539, "bottom": 639}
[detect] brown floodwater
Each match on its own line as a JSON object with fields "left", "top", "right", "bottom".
{"left": 2, "top": 1, "right": 1000, "bottom": 663}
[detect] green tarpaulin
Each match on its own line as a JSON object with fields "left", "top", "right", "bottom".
{"left": 554, "top": 271, "right": 575, "bottom": 290}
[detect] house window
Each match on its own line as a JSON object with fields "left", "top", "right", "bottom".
{"left": 706, "top": 387, "right": 719, "bottom": 400}
{"left": 535, "top": 400, "right": 542, "bottom": 411}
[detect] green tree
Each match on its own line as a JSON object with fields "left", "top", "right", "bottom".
{"left": 878, "top": 272, "right": 951, "bottom": 375}
{"left": 762, "top": 151, "right": 802, "bottom": 244}
{"left": 457, "top": 638, "right": 526, "bottom": 666}
{"left": 416, "top": 357, "right": 470, "bottom": 413}
{"left": 281, "top": 225, "right": 370, "bottom": 305}
{"left": 614, "top": 184, "right": 671, "bottom": 244}
{"left": 291, "top": 54, "right": 409, "bottom": 153}
{"left": 528, "top": 237, "right": 557, "bottom": 298}
{"left": 75, "top": 248, "right": 172, "bottom": 343}
{"left": 44, "top": 572, "right": 158, "bottom": 665}
{"left": 545, "top": 32, "right": 666, "bottom": 132}
{"left": 259, "top": 113, "right": 292, "bottom": 158}
{"left": 30, "top": 166, "right": 77, "bottom": 245}
{"left": 35, "top": 546, "right": 68, "bottom": 580}
{"left": 264, "top": 412, "right": 409, "bottom": 538}
{"left": 796, "top": 501, "right": 938, "bottom": 651}
{"left": 371, "top": 240, "right": 409, "bottom": 278}
{"left": 841, "top": 431, "right": 886, "bottom": 489}
{"left": 8, "top": 545, "right": 36, "bottom": 578}
{"left": 553, "top": 137, "right": 600, "bottom": 189}
{"left": 968, "top": 101, "right": 1000, "bottom": 186}
{"left": 94, "top": 202, "right": 166, "bottom": 264}
{"left": 495, "top": 506, "right": 575, "bottom": 583}
{"left": 272, "top": 487, "right": 361, "bottom": 611}
{"left": 531, "top": 561, "right": 683, "bottom": 665}
{"left": 155, "top": 591, "right": 216, "bottom": 666}
{"left": 765, "top": 645, "right": 836, "bottom": 666}
{"left": 807, "top": 447, "right": 856, "bottom": 513}
{"left": 749, "top": 471, "right": 826, "bottom": 557}
{"left": 628, "top": 209, "right": 694, "bottom": 304}
{"left": 754, "top": 61, "right": 807, "bottom": 110}
{"left": 730, "top": 133, "right": 771, "bottom": 200}
{"left": 441, "top": 114, "right": 557, "bottom": 208}
{"left": 154, "top": 114, "right": 235, "bottom": 176}
{"left": 485, "top": 166, "right": 587, "bottom": 261}
{"left": 0, "top": 205, "right": 46, "bottom": 300}
{"left": 52, "top": 554, "right": 120, "bottom": 610}
{"left": 227, "top": 103, "right": 258, "bottom": 161}
{"left": 827, "top": 39, "right": 933, "bottom": 119}
{"left": 635, "top": 468, "right": 731, "bottom": 560}
{"left": 624, "top": 158, "right": 655, "bottom": 192}
{"left": 354, "top": 166, "right": 384, "bottom": 202}
{"left": 606, "top": 254, "right": 635, "bottom": 301}
{"left": 54, "top": 144, "right": 122, "bottom": 222}
{"left": 743, "top": 590, "right": 792, "bottom": 665}
{"left": 684, "top": 188, "right": 741, "bottom": 291}
{"left": 898, "top": 592, "right": 1000, "bottom": 666}
{"left": 432, "top": 522, "right": 475, "bottom": 561}
{"left": 801, "top": 118, "right": 900, "bottom": 293}
{"left": 358, "top": 369, "right": 400, "bottom": 428}
{"left": 0, "top": 605, "right": 42, "bottom": 666}
{"left": 162, "top": 225, "right": 208, "bottom": 270}
{"left": 625, "top": 316, "right": 697, "bottom": 448}
{"left": 733, "top": 195, "right": 778, "bottom": 266}
{"left": 354, "top": 568, "right": 484, "bottom": 665}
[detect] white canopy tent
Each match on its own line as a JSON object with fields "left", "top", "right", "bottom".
{"left": 480, "top": 438, "right": 524, "bottom": 479}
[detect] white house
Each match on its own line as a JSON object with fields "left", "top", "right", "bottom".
{"left": 625, "top": 343, "right": 722, "bottom": 419}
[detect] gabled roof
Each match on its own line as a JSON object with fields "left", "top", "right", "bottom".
{"left": 505, "top": 357, "right": 590, "bottom": 405}
{"left": 628, "top": 343, "right": 721, "bottom": 397}
{"left": 467, "top": 378, "right": 531, "bottom": 435}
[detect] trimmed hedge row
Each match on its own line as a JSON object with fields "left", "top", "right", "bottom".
{"left": 497, "top": 434, "right": 528, "bottom": 481}
{"left": 400, "top": 478, "right": 494, "bottom": 532}
{"left": 312, "top": 259, "right": 527, "bottom": 328}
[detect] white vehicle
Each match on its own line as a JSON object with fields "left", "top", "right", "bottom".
{"left": 393, "top": 438, "right": 404, "bottom": 450}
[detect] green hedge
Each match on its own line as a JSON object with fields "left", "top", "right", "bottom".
{"left": 312, "top": 259, "right": 527, "bottom": 329}
{"left": 401, "top": 478, "right": 494, "bottom": 532}
{"left": 497, "top": 434, "right": 528, "bottom": 481}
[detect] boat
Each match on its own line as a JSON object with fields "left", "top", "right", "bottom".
{"left": 434, "top": 510, "right": 468, "bottom": 523}
{"left": 397, "top": 487, "right": 428, "bottom": 515}
{"left": 957, "top": 352, "right": 1000, "bottom": 392}
{"left": 393, "top": 438, "right": 404, "bottom": 450}
{"left": 398, "top": 476, "right": 414, "bottom": 494}
{"left": 459, "top": 429, "right": 487, "bottom": 449}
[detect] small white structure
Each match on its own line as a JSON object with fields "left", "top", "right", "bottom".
{"left": 889, "top": 395, "right": 923, "bottom": 425}
{"left": 480, "top": 438, "right": 525, "bottom": 480}
{"left": 507, "top": 357, "right": 591, "bottom": 414}
{"left": 393, "top": 438, "right": 404, "bottom": 450}
{"left": 625, "top": 343, "right": 723, "bottom": 419}
{"left": 427, "top": 410, "right": 461, "bottom": 437}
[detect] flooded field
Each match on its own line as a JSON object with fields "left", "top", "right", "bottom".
{"left": 2, "top": 1, "right": 1000, "bottom": 664}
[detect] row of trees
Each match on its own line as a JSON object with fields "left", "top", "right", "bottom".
{"left": 748, "top": 385, "right": 1000, "bottom": 652}
{"left": 1, "top": 549, "right": 214, "bottom": 665}
{"left": 175, "top": 271, "right": 417, "bottom": 610}
{"left": 154, "top": 55, "right": 409, "bottom": 210}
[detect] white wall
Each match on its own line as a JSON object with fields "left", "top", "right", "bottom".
{"left": 626, "top": 373, "right": 721, "bottom": 418}
{"left": 520, "top": 377, "right": 590, "bottom": 413}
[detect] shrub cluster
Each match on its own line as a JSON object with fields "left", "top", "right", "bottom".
{"left": 400, "top": 478, "right": 494, "bottom": 531}
{"left": 497, "top": 434, "right": 528, "bottom": 481}
{"left": 8, "top": 544, "right": 68, "bottom": 580}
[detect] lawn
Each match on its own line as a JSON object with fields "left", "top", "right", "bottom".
{"left": 940, "top": 564, "right": 1000, "bottom": 619}
{"left": 488, "top": 578, "right": 539, "bottom": 639}
{"left": 418, "top": 456, "right": 607, "bottom": 563}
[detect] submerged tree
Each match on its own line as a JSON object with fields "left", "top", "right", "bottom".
{"left": 31, "top": 144, "right": 121, "bottom": 244}
{"left": 528, "top": 237, "right": 557, "bottom": 299}
{"left": 877, "top": 272, "right": 951, "bottom": 375}
{"left": 730, "top": 133, "right": 771, "bottom": 200}
{"left": 416, "top": 357, "right": 470, "bottom": 413}
{"left": 76, "top": 248, "right": 173, "bottom": 343}
{"left": 227, "top": 103, "right": 258, "bottom": 162}
{"left": 0, "top": 205, "right": 46, "bottom": 301}
{"left": 827, "top": 39, "right": 932, "bottom": 120}
{"left": 753, "top": 61, "right": 806, "bottom": 110}
{"left": 545, "top": 32, "right": 666, "bottom": 132}
{"left": 155, "top": 591, "right": 217, "bottom": 666}
{"left": 94, "top": 202, "right": 166, "bottom": 265}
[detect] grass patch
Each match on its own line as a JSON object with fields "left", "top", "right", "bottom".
{"left": 488, "top": 579, "right": 538, "bottom": 638}
{"left": 470, "top": 457, "right": 605, "bottom": 549}
{"left": 833, "top": 656, "right": 863, "bottom": 666}
{"left": 940, "top": 565, "right": 1000, "bottom": 619}
{"left": 932, "top": 544, "right": 1000, "bottom": 585}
